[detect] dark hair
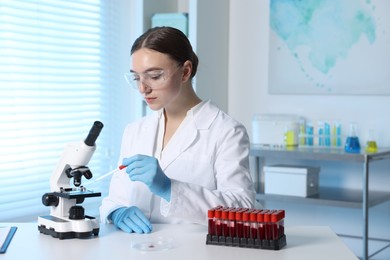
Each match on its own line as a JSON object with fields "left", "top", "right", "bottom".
{"left": 131, "top": 26, "right": 199, "bottom": 78}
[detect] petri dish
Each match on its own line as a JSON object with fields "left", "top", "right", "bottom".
{"left": 131, "top": 236, "right": 174, "bottom": 252}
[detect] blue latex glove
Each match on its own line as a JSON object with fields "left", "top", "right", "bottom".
{"left": 123, "top": 154, "right": 171, "bottom": 202}
{"left": 110, "top": 206, "right": 152, "bottom": 233}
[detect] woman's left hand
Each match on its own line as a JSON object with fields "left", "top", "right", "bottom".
{"left": 122, "top": 154, "right": 171, "bottom": 202}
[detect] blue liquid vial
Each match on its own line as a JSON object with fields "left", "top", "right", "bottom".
{"left": 324, "top": 122, "right": 331, "bottom": 147}
{"left": 335, "top": 122, "right": 342, "bottom": 147}
{"left": 344, "top": 123, "right": 360, "bottom": 153}
{"left": 306, "top": 124, "right": 314, "bottom": 146}
{"left": 318, "top": 121, "right": 324, "bottom": 146}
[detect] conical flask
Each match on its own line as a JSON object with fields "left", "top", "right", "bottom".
{"left": 344, "top": 122, "right": 360, "bottom": 153}
{"left": 365, "top": 129, "right": 378, "bottom": 153}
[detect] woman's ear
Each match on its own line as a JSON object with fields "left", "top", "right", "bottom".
{"left": 181, "top": 60, "right": 193, "bottom": 82}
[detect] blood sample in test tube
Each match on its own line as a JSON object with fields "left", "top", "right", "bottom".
{"left": 214, "top": 207, "right": 223, "bottom": 237}
{"left": 264, "top": 210, "right": 277, "bottom": 240}
{"left": 264, "top": 210, "right": 272, "bottom": 240}
{"left": 279, "top": 210, "right": 285, "bottom": 237}
{"left": 257, "top": 210, "right": 267, "bottom": 240}
{"left": 271, "top": 210, "right": 285, "bottom": 239}
{"left": 208, "top": 206, "right": 223, "bottom": 236}
{"left": 228, "top": 208, "right": 239, "bottom": 237}
{"left": 235, "top": 208, "right": 248, "bottom": 238}
{"left": 243, "top": 209, "right": 256, "bottom": 238}
{"left": 221, "top": 208, "right": 230, "bottom": 237}
{"left": 207, "top": 208, "right": 214, "bottom": 236}
{"left": 250, "top": 210, "right": 260, "bottom": 239}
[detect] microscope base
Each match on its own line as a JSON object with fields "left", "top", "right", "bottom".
{"left": 38, "top": 215, "right": 99, "bottom": 240}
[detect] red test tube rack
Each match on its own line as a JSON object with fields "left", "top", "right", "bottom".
{"left": 206, "top": 206, "right": 286, "bottom": 250}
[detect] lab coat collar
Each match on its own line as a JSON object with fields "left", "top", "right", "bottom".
{"left": 190, "top": 100, "right": 219, "bottom": 130}
{"left": 157, "top": 100, "right": 219, "bottom": 170}
{"left": 155, "top": 99, "right": 218, "bottom": 130}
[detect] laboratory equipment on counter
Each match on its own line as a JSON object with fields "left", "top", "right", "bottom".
{"left": 299, "top": 120, "right": 342, "bottom": 148}
{"left": 305, "top": 122, "right": 314, "bottom": 146}
{"left": 38, "top": 121, "right": 103, "bottom": 239}
{"left": 206, "top": 206, "right": 286, "bottom": 250}
{"left": 252, "top": 114, "right": 303, "bottom": 147}
{"left": 344, "top": 122, "right": 361, "bottom": 153}
{"left": 332, "top": 121, "right": 342, "bottom": 147}
{"left": 365, "top": 129, "right": 378, "bottom": 153}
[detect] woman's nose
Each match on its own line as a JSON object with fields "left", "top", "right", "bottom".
{"left": 138, "top": 81, "right": 151, "bottom": 93}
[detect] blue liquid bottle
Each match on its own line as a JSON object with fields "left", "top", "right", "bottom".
{"left": 345, "top": 122, "right": 360, "bottom": 153}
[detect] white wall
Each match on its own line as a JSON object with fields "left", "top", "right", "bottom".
{"left": 228, "top": 0, "right": 390, "bottom": 149}
{"left": 190, "top": 0, "right": 229, "bottom": 111}
{"left": 228, "top": 3, "right": 390, "bottom": 256}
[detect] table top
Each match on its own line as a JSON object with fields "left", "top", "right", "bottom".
{"left": 1, "top": 223, "right": 357, "bottom": 260}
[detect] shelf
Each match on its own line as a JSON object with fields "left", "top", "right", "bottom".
{"left": 256, "top": 187, "right": 390, "bottom": 208}
{"left": 250, "top": 145, "right": 390, "bottom": 163}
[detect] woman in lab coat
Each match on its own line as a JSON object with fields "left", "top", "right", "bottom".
{"left": 100, "top": 27, "right": 257, "bottom": 233}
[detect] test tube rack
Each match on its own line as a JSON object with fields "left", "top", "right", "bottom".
{"left": 206, "top": 206, "right": 286, "bottom": 250}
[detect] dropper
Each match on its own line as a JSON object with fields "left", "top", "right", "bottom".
{"left": 83, "top": 165, "right": 126, "bottom": 189}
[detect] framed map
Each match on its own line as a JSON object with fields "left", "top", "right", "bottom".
{"left": 268, "top": 0, "right": 390, "bottom": 95}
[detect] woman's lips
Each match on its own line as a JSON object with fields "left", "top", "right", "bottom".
{"left": 145, "top": 97, "right": 157, "bottom": 104}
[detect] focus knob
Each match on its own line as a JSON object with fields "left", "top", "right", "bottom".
{"left": 41, "top": 193, "right": 59, "bottom": 207}
{"left": 69, "top": 205, "right": 85, "bottom": 220}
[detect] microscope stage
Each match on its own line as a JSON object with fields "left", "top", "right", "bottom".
{"left": 53, "top": 190, "right": 101, "bottom": 199}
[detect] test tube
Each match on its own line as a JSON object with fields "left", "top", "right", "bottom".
{"left": 271, "top": 210, "right": 285, "bottom": 240}
{"left": 318, "top": 121, "right": 324, "bottom": 146}
{"left": 243, "top": 209, "right": 256, "bottom": 238}
{"left": 335, "top": 121, "right": 342, "bottom": 147}
{"left": 250, "top": 210, "right": 260, "bottom": 239}
{"left": 214, "top": 207, "right": 223, "bottom": 237}
{"left": 228, "top": 208, "right": 239, "bottom": 237}
{"left": 332, "top": 121, "right": 342, "bottom": 147}
{"left": 264, "top": 210, "right": 277, "bottom": 240}
{"left": 324, "top": 122, "right": 331, "bottom": 146}
{"left": 306, "top": 123, "right": 314, "bottom": 146}
{"left": 221, "top": 208, "right": 230, "bottom": 237}
{"left": 299, "top": 118, "right": 306, "bottom": 146}
{"left": 235, "top": 208, "right": 248, "bottom": 238}
{"left": 257, "top": 210, "right": 267, "bottom": 240}
{"left": 208, "top": 206, "right": 223, "bottom": 236}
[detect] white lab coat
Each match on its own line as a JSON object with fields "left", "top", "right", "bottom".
{"left": 100, "top": 100, "right": 256, "bottom": 225}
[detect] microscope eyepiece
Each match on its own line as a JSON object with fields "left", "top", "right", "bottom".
{"left": 84, "top": 121, "right": 104, "bottom": 146}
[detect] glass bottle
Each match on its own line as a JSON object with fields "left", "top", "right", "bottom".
{"left": 344, "top": 122, "right": 360, "bottom": 153}
{"left": 365, "top": 129, "right": 378, "bottom": 153}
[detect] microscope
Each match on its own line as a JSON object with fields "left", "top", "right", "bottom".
{"left": 38, "top": 121, "right": 103, "bottom": 239}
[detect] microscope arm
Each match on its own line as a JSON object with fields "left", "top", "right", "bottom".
{"left": 50, "top": 121, "right": 104, "bottom": 191}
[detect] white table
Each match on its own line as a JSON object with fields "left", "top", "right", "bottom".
{"left": 1, "top": 223, "right": 357, "bottom": 260}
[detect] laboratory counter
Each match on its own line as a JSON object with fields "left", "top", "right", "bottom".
{"left": 1, "top": 223, "right": 357, "bottom": 260}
